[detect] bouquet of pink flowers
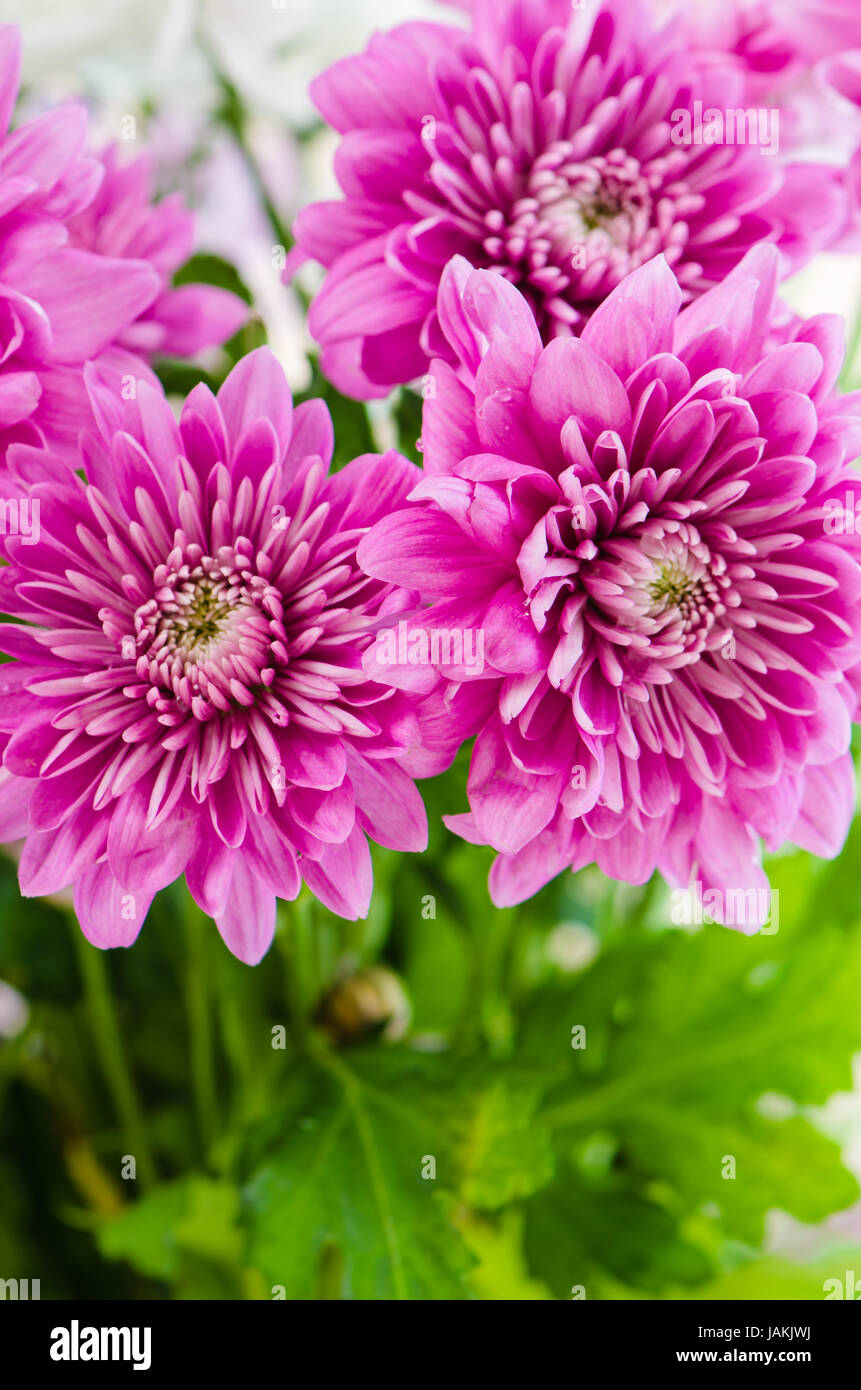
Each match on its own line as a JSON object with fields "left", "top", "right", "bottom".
{"left": 2, "top": 1, "right": 860, "bottom": 958}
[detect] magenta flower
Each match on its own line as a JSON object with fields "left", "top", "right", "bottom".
{"left": 0, "top": 25, "right": 246, "bottom": 461}
{"left": 293, "top": 0, "right": 848, "bottom": 398}
{"left": 358, "top": 250, "right": 861, "bottom": 923}
{"left": 66, "top": 144, "right": 249, "bottom": 361}
{"left": 0, "top": 348, "right": 437, "bottom": 963}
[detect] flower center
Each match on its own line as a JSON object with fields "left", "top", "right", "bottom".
{"left": 648, "top": 561, "right": 701, "bottom": 611}
{"left": 535, "top": 156, "right": 650, "bottom": 251}
{"left": 163, "top": 578, "right": 241, "bottom": 658}
{"left": 482, "top": 147, "right": 690, "bottom": 333}
{"left": 130, "top": 542, "right": 288, "bottom": 721}
{"left": 614, "top": 529, "right": 733, "bottom": 665}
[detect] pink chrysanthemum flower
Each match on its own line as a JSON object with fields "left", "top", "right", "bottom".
{"left": 686, "top": 0, "right": 861, "bottom": 222}
{"left": 293, "top": 0, "right": 848, "bottom": 398}
{"left": 687, "top": 0, "right": 861, "bottom": 85}
{"left": 66, "top": 144, "right": 249, "bottom": 362}
{"left": 0, "top": 25, "right": 246, "bottom": 460}
{"left": 815, "top": 52, "right": 861, "bottom": 241}
{"left": 0, "top": 349, "right": 438, "bottom": 963}
{"left": 358, "top": 250, "right": 861, "bottom": 924}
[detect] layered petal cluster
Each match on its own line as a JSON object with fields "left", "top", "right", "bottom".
{"left": 359, "top": 251, "right": 861, "bottom": 922}
{"left": 293, "top": 0, "right": 848, "bottom": 397}
{"left": 0, "top": 348, "right": 437, "bottom": 963}
{"left": 0, "top": 25, "right": 246, "bottom": 460}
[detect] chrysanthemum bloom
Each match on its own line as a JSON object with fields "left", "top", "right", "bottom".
{"left": 686, "top": 0, "right": 861, "bottom": 214}
{"left": 815, "top": 52, "right": 861, "bottom": 242}
{"left": 358, "top": 250, "right": 861, "bottom": 923}
{"left": 292, "top": 0, "right": 848, "bottom": 397}
{"left": 687, "top": 0, "right": 861, "bottom": 86}
{"left": 0, "top": 348, "right": 439, "bottom": 963}
{"left": 66, "top": 143, "right": 248, "bottom": 361}
{"left": 0, "top": 24, "right": 245, "bottom": 460}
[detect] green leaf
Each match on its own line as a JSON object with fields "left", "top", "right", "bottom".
{"left": 672, "top": 1247, "right": 861, "bottom": 1301}
{"left": 453, "top": 1078, "right": 554, "bottom": 1210}
{"left": 524, "top": 1175, "right": 713, "bottom": 1298}
{"left": 97, "top": 1177, "right": 244, "bottom": 1293}
{"left": 521, "top": 857, "right": 861, "bottom": 1272}
{"left": 457, "top": 1209, "right": 553, "bottom": 1300}
{"left": 243, "top": 1051, "right": 476, "bottom": 1300}
{"left": 97, "top": 1183, "right": 187, "bottom": 1281}
{"left": 172, "top": 253, "right": 252, "bottom": 303}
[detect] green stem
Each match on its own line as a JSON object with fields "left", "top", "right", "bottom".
{"left": 215, "top": 972, "right": 255, "bottom": 1125}
{"left": 629, "top": 873, "right": 660, "bottom": 931}
{"left": 276, "top": 894, "right": 318, "bottom": 1047}
{"left": 72, "top": 924, "right": 156, "bottom": 1187}
{"left": 184, "top": 899, "right": 216, "bottom": 1159}
{"left": 197, "top": 33, "right": 293, "bottom": 254}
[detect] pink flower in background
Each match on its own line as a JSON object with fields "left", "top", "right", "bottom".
{"left": 0, "top": 24, "right": 245, "bottom": 461}
{"left": 359, "top": 251, "right": 861, "bottom": 920}
{"left": 0, "top": 348, "right": 439, "bottom": 964}
{"left": 816, "top": 51, "right": 861, "bottom": 238}
{"left": 687, "top": 0, "right": 861, "bottom": 197}
{"left": 66, "top": 144, "right": 248, "bottom": 360}
{"left": 687, "top": 0, "right": 861, "bottom": 85}
{"left": 293, "top": 0, "right": 849, "bottom": 398}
